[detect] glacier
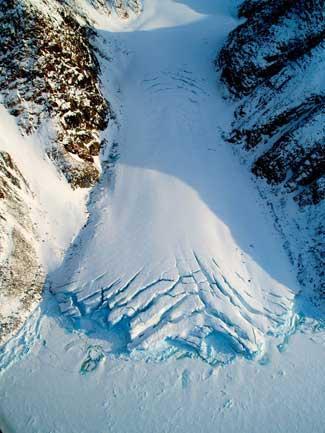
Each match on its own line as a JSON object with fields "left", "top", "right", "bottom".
{"left": 50, "top": 0, "right": 299, "bottom": 364}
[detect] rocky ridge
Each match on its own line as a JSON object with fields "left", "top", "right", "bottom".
{"left": 0, "top": 0, "right": 142, "bottom": 345}
{"left": 218, "top": 0, "right": 325, "bottom": 300}
{"left": 0, "top": 0, "right": 110, "bottom": 188}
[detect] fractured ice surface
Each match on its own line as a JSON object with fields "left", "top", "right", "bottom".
{"left": 54, "top": 244, "right": 296, "bottom": 364}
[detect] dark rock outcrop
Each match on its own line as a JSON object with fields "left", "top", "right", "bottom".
{"left": 0, "top": 0, "right": 110, "bottom": 188}
{"left": 218, "top": 0, "right": 325, "bottom": 299}
{"left": 219, "top": 0, "right": 325, "bottom": 96}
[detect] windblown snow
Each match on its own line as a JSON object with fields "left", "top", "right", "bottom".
{"left": 49, "top": 0, "right": 299, "bottom": 364}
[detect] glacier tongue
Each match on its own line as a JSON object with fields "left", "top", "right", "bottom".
{"left": 51, "top": 0, "right": 299, "bottom": 363}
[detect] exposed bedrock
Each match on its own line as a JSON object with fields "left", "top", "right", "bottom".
{"left": 218, "top": 0, "right": 325, "bottom": 300}
{"left": 219, "top": 0, "right": 325, "bottom": 96}
{"left": 0, "top": 0, "right": 110, "bottom": 188}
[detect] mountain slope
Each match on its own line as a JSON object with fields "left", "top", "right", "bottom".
{"left": 0, "top": 0, "right": 141, "bottom": 345}
{"left": 0, "top": 0, "right": 109, "bottom": 188}
{"left": 218, "top": 0, "right": 325, "bottom": 302}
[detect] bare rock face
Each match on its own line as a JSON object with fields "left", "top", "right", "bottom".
{"left": 218, "top": 0, "right": 325, "bottom": 299}
{"left": 0, "top": 151, "right": 43, "bottom": 345}
{"left": 219, "top": 0, "right": 325, "bottom": 96}
{"left": 0, "top": 0, "right": 110, "bottom": 188}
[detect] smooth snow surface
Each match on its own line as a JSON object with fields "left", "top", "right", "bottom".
{"left": 1, "top": 1, "right": 325, "bottom": 432}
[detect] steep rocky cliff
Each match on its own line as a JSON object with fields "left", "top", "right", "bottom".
{"left": 218, "top": 0, "right": 324, "bottom": 301}
{"left": 0, "top": 0, "right": 142, "bottom": 345}
{"left": 0, "top": 0, "right": 110, "bottom": 188}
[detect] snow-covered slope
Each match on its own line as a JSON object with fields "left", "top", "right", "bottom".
{"left": 0, "top": 103, "right": 88, "bottom": 345}
{"left": 0, "top": 148, "right": 43, "bottom": 345}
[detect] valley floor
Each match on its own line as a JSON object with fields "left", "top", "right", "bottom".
{"left": 1, "top": 296, "right": 325, "bottom": 433}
